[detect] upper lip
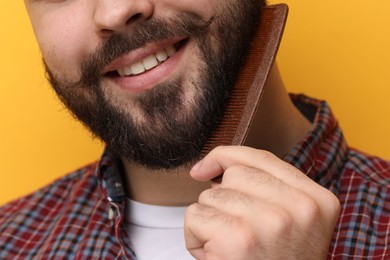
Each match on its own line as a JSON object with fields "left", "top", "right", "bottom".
{"left": 101, "top": 37, "right": 187, "bottom": 75}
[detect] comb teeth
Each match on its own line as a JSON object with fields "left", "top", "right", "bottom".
{"left": 200, "top": 69, "right": 255, "bottom": 157}
{"left": 200, "top": 4, "right": 288, "bottom": 158}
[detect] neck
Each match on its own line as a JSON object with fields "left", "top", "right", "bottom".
{"left": 121, "top": 162, "right": 210, "bottom": 206}
{"left": 121, "top": 64, "right": 312, "bottom": 206}
{"left": 244, "top": 64, "right": 312, "bottom": 156}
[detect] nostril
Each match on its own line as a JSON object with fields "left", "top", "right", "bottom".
{"left": 100, "top": 29, "right": 113, "bottom": 36}
{"left": 127, "top": 13, "right": 143, "bottom": 24}
{"left": 94, "top": 2, "right": 154, "bottom": 33}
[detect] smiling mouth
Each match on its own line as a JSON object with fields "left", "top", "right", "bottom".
{"left": 106, "top": 39, "right": 188, "bottom": 78}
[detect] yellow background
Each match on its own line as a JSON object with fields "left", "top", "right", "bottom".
{"left": 1, "top": 1, "right": 390, "bottom": 206}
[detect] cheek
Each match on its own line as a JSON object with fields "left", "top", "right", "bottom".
{"left": 159, "top": 0, "right": 217, "bottom": 19}
{"left": 30, "top": 7, "right": 95, "bottom": 80}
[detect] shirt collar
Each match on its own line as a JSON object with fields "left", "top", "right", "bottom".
{"left": 284, "top": 94, "right": 349, "bottom": 195}
{"left": 96, "top": 151, "right": 126, "bottom": 203}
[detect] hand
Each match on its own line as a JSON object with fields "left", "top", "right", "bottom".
{"left": 185, "top": 146, "right": 340, "bottom": 260}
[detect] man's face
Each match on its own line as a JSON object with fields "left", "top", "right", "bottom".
{"left": 24, "top": 0, "right": 262, "bottom": 169}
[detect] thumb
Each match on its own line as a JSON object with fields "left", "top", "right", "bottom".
{"left": 190, "top": 146, "right": 249, "bottom": 181}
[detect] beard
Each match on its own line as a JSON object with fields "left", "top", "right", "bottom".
{"left": 45, "top": 0, "right": 263, "bottom": 170}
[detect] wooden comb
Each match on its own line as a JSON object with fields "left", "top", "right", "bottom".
{"left": 200, "top": 4, "right": 289, "bottom": 156}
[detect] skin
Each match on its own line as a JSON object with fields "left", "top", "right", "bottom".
{"left": 24, "top": 0, "right": 341, "bottom": 259}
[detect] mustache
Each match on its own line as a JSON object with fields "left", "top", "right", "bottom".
{"left": 73, "top": 12, "right": 215, "bottom": 88}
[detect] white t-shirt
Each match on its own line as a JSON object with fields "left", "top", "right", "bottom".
{"left": 125, "top": 198, "right": 194, "bottom": 260}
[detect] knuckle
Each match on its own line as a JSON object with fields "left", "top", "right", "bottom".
{"left": 269, "top": 209, "right": 294, "bottom": 235}
{"left": 332, "top": 197, "right": 341, "bottom": 217}
{"left": 301, "top": 203, "right": 321, "bottom": 229}
{"left": 211, "top": 145, "right": 228, "bottom": 156}
{"left": 223, "top": 165, "right": 247, "bottom": 181}
{"left": 311, "top": 187, "right": 341, "bottom": 223}
{"left": 257, "top": 149, "right": 277, "bottom": 161}
{"left": 300, "top": 196, "right": 321, "bottom": 218}
{"left": 291, "top": 192, "right": 322, "bottom": 228}
{"left": 326, "top": 190, "right": 341, "bottom": 209}
{"left": 198, "top": 188, "right": 225, "bottom": 204}
{"left": 185, "top": 203, "right": 223, "bottom": 225}
{"left": 198, "top": 189, "right": 213, "bottom": 204}
{"left": 233, "top": 220, "right": 261, "bottom": 253}
{"left": 295, "top": 189, "right": 341, "bottom": 230}
{"left": 186, "top": 203, "right": 202, "bottom": 218}
{"left": 323, "top": 190, "right": 341, "bottom": 221}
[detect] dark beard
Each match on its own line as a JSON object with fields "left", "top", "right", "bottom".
{"left": 46, "top": 1, "right": 263, "bottom": 170}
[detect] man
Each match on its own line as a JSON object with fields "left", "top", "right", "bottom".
{"left": 0, "top": 0, "right": 388, "bottom": 259}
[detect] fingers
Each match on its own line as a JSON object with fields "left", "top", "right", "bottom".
{"left": 185, "top": 188, "right": 308, "bottom": 259}
{"left": 191, "top": 146, "right": 309, "bottom": 188}
{"left": 197, "top": 175, "right": 327, "bottom": 238}
{"left": 185, "top": 202, "right": 263, "bottom": 260}
{"left": 191, "top": 146, "right": 338, "bottom": 216}
{"left": 185, "top": 146, "right": 341, "bottom": 259}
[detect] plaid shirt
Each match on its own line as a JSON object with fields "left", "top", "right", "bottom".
{"left": 0, "top": 95, "right": 389, "bottom": 259}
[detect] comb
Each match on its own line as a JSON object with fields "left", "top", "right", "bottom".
{"left": 200, "top": 4, "right": 289, "bottom": 156}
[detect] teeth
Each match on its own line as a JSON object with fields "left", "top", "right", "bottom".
{"left": 131, "top": 62, "right": 146, "bottom": 75}
{"left": 116, "top": 44, "right": 178, "bottom": 76}
{"left": 166, "top": 45, "right": 176, "bottom": 57}
{"left": 155, "top": 50, "right": 168, "bottom": 62}
{"left": 117, "top": 68, "right": 126, "bottom": 77}
{"left": 123, "top": 66, "right": 132, "bottom": 76}
{"left": 117, "top": 66, "right": 133, "bottom": 76}
{"left": 143, "top": 55, "right": 159, "bottom": 70}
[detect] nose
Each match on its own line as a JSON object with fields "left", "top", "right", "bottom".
{"left": 94, "top": 0, "right": 154, "bottom": 35}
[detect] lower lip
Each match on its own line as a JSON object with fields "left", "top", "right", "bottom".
{"left": 105, "top": 44, "right": 187, "bottom": 94}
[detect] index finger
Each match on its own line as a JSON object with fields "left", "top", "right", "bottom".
{"left": 190, "top": 146, "right": 314, "bottom": 191}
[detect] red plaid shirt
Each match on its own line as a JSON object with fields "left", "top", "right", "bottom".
{"left": 1, "top": 95, "right": 389, "bottom": 259}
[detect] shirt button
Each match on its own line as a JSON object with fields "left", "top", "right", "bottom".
{"left": 108, "top": 208, "right": 115, "bottom": 220}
